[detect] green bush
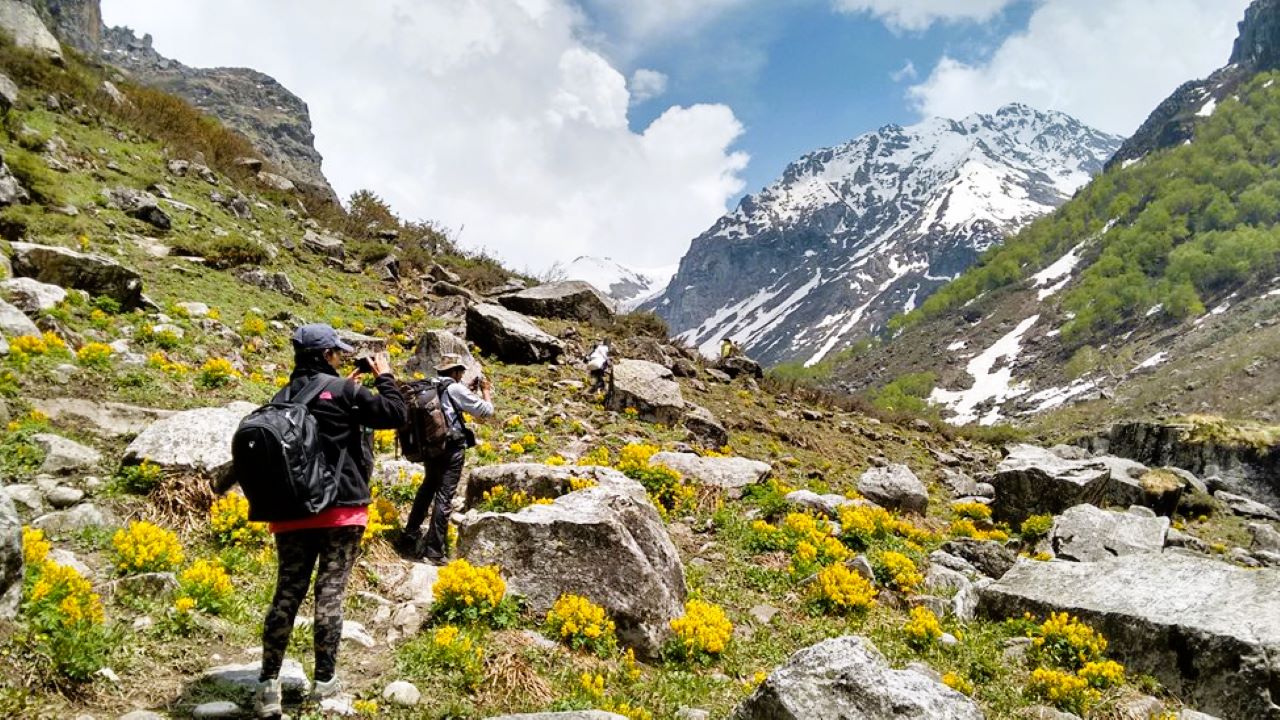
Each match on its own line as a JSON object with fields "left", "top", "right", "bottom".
{"left": 867, "top": 372, "right": 936, "bottom": 414}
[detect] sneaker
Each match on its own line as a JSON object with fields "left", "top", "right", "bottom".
{"left": 254, "top": 678, "right": 282, "bottom": 718}
{"left": 312, "top": 675, "right": 343, "bottom": 700}
{"left": 421, "top": 554, "right": 447, "bottom": 567}
{"left": 394, "top": 530, "right": 422, "bottom": 557}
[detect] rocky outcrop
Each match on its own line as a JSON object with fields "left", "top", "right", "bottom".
{"left": 1048, "top": 504, "right": 1169, "bottom": 562}
{"left": 0, "top": 0, "right": 63, "bottom": 63}
{"left": 32, "top": 433, "right": 101, "bottom": 474}
{"left": 607, "top": 359, "right": 684, "bottom": 425}
{"left": 716, "top": 355, "right": 763, "bottom": 380}
{"left": 732, "top": 635, "right": 984, "bottom": 719}
{"left": 405, "top": 330, "right": 483, "bottom": 387}
{"left": 104, "top": 186, "right": 171, "bottom": 230}
{"left": 649, "top": 452, "right": 770, "bottom": 493}
{"left": 980, "top": 553, "right": 1280, "bottom": 719}
{"left": 497, "top": 281, "right": 616, "bottom": 323}
{"left": 32, "top": 400, "right": 163, "bottom": 440}
{"left": 989, "top": 445, "right": 1110, "bottom": 523}
{"left": 0, "top": 486, "right": 22, "bottom": 619}
{"left": 683, "top": 403, "right": 728, "bottom": 449}
{"left": 458, "top": 465, "right": 686, "bottom": 657}
{"left": 234, "top": 267, "right": 303, "bottom": 301}
{"left": 857, "top": 464, "right": 928, "bottom": 514}
{"left": 0, "top": 297, "right": 38, "bottom": 336}
{"left": 122, "top": 401, "right": 256, "bottom": 477}
{"left": 10, "top": 241, "right": 144, "bottom": 309}
{"left": 1, "top": 276, "right": 66, "bottom": 313}
{"left": 465, "top": 304, "right": 564, "bottom": 365}
{"left": 1104, "top": 421, "right": 1280, "bottom": 510}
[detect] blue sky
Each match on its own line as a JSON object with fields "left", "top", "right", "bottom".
{"left": 621, "top": 1, "right": 1038, "bottom": 197}
{"left": 102, "top": 0, "right": 1251, "bottom": 272}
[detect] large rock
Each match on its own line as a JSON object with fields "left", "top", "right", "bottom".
{"left": 32, "top": 433, "right": 101, "bottom": 474}
{"left": 1, "top": 277, "right": 67, "bottom": 313}
{"left": 1049, "top": 504, "right": 1169, "bottom": 562}
{"left": 121, "top": 402, "right": 256, "bottom": 477}
{"left": 650, "top": 452, "right": 770, "bottom": 492}
{"left": 484, "top": 713, "right": 628, "bottom": 720}
{"left": 1216, "top": 490, "right": 1280, "bottom": 521}
{"left": 683, "top": 403, "right": 728, "bottom": 449}
{"left": 732, "top": 635, "right": 984, "bottom": 720}
{"left": 32, "top": 502, "right": 107, "bottom": 535}
{"left": 606, "top": 359, "right": 684, "bottom": 425}
{"left": 459, "top": 464, "right": 686, "bottom": 658}
{"left": 857, "top": 464, "right": 928, "bottom": 514}
{"left": 0, "top": 0, "right": 63, "bottom": 63}
{"left": 302, "top": 229, "right": 344, "bottom": 258}
{"left": 990, "top": 445, "right": 1110, "bottom": 523}
{"left": 939, "top": 539, "right": 1017, "bottom": 579}
{"left": 10, "top": 242, "right": 144, "bottom": 309}
{"left": 405, "top": 329, "right": 483, "bottom": 387}
{"left": 979, "top": 553, "right": 1280, "bottom": 719}
{"left": 234, "top": 267, "right": 304, "bottom": 301}
{"left": 104, "top": 187, "right": 171, "bottom": 230}
{"left": 0, "top": 487, "right": 21, "bottom": 619}
{"left": 496, "top": 281, "right": 616, "bottom": 323}
{"left": 31, "top": 398, "right": 174, "bottom": 437}
{"left": 0, "top": 72, "right": 18, "bottom": 114}
{"left": 257, "top": 171, "right": 296, "bottom": 193}
{"left": 716, "top": 355, "right": 764, "bottom": 380}
{"left": 0, "top": 154, "right": 27, "bottom": 207}
{"left": 465, "top": 303, "right": 564, "bottom": 364}
{"left": 200, "top": 658, "right": 309, "bottom": 701}
{"left": 0, "top": 298, "right": 38, "bottom": 336}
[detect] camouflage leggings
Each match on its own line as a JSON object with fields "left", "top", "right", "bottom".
{"left": 259, "top": 526, "right": 363, "bottom": 683}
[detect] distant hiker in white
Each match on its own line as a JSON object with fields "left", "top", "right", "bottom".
{"left": 586, "top": 339, "right": 611, "bottom": 394}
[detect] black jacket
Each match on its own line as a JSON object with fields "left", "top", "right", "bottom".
{"left": 283, "top": 361, "right": 407, "bottom": 508}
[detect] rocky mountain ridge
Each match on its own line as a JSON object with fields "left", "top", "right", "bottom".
{"left": 647, "top": 104, "right": 1120, "bottom": 367}
{"left": 38, "top": 0, "right": 335, "bottom": 200}
{"left": 557, "top": 255, "right": 670, "bottom": 311}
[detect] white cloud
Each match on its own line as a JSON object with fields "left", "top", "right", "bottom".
{"left": 582, "top": 0, "right": 752, "bottom": 49}
{"left": 99, "top": 0, "right": 748, "bottom": 272}
{"left": 833, "top": 0, "right": 1019, "bottom": 31}
{"left": 908, "top": 0, "right": 1254, "bottom": 134}
{"left": 890, "top": 60, "right": 918, "bottom": 82}
{"left": 630, "top": 68, "right": 669, "bottom": 101}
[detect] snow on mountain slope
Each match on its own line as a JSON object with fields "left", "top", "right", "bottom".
{"left": 559, "top": 256, "right": 673, "bottom": 311}
{"left": 646, "top": 104, "right": 1122, "bottom": 366}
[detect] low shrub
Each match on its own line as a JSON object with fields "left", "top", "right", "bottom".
{"left": 432, "top": 560, "right": 517, "bottom": 627}
{"left": 208, "top": 493, "right": 267, "bottom": 546}
{"left": 809, "top": 563, "right": 877, "bottom": 614}
{"left": 667, "top": 599, "right": 732, "bottom": 663}
{"left": 545, "top": 593, "right": 617, "bottom": 656}
{"left": 178, "top": 558, "right": 234, "bottom": 614}
{"left": 111, "top": 520, "right": 185, "bottom": 574}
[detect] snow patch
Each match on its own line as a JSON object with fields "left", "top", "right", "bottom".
{"left": 929, "top": 315, "right": 1040, "bottom": 426}
{"left": 1025, "top": 378, "right": 1097, "bottom": 413}
{"left": 1197, "top": 98, "right": 1218, "bottom": 117}
{"left": 1133, "top": 351, "right": 1168, "bottom": 372}
{"left": 947, "top": 340, "right": 968, "bottom": 351}
{"left": 1145, "top": 304, "right": 1164, "bottom": 317}
{"left": 1031, "top": 242, "right": 1085, "bottom": 300}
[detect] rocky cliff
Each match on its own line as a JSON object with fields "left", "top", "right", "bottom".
{"left": 647, "top": 104, "right": 1120, "bottom": 367}
{"left": 40, "top": 0, "right": 335, "bottom": 200}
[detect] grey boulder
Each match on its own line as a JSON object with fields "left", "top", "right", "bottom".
{"left": 785, "top": 490, "right": 855, "bottom": 519}
{"left": 31, "top": 398, "right": 174, "bottom": 438}
{"left": 32, "top": 502, "right": 107, "bottom": 536}
{"left": 1216, "top": 491, "right": 1280, "bottom": 521}
{"left": 857, "top": 464, "right": 928, "bottom": 514}
{"left": 979, "top": 553, "right": 1280, "bottom": 719}
{"left": 939, "top": 539, "right": 1017, "bottom": 579}
{"left": 459, "top": 465, "right": 686, "bottom": 658}
{"left": 32, "top": 433, "right": 102, "bottom": 474}
{"left": 606, "top": 359, "right": 684, "bottom": 425}
{"left": 731, "top": 635, "right": 983, "bottom": 719}
{"left": 465, "top": 303, "right": 564, "bottom": 364}
{"left": 104, "top": 187, "right": 171, "bottom": 230}
{"left": 0, "top": 298, "right": 37, "bottom": 336}
{"left": 1249, "top": 522, "right": 1280, "bottom": 553}
{"left": 0, "top": 0, "right": 63, "bottom": 62}
{"left": 302, "top": 229, "right": 345, "bottom": 258}
{"left": 1049, "top": 504, "right": 1169, "bottom": 562}
{"left": 1, "top": 276, "right": 67, "bottom": 313}
{"left": 990, "top": 445, "right": 1110, "bottom": 523}
{"left": 122, "top": 402, "right": 257, "bottom": 478}
{"left": 497, "top": 280, "right": 616, "bottom": 323}
{"left": 0, "top": 487, "right": 21, "bottom": 619}
{"left": 200, "top": 658, "right": 309, "bottom": 700}
{"left": 10, "top": 242, "right": 144, "bottom": 309}
{"left": 234, "top": 268, "right": 304, "bottom": 301}
{"left": 683, "top": 403, "right": 729, "bottom": 449}
{"left": 406, "top": 329, "right": 483, "bottom": 387}
{"left": 484, "top": 713, "right": 628, "bottom": 720}
{"left": 650, "top": 452, "right": 770, "bottom": 492}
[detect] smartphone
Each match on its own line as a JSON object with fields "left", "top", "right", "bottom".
{"left": 354, "top": 356, "right": 374, "bottom": 373}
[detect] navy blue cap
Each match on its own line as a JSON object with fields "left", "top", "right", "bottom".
{"left": 291, "top": 323, "right": 354, "bottom": 352}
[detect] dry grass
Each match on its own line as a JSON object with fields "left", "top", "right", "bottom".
{"left": 482, "top": 633, "right": 556, "bottom": 707}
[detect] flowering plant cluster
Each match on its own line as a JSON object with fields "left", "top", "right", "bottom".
{"left": 614, "top": 443, "right": 694, "bottom": 515}
{"left": 372, "top": 429, "right": 396, "bottom": 454}
{"left": 902, "top": 605, "right": 944, "bottom": 648}
{"left": 809, "top": 563, "right": 877, "bottom": 614}
{"left": 1030, "top": 612, "right": 1108, "bottom": 669}
{"left": 952, "top": 501, "right": 992, "bottom": 521}
{"left": 364, "top": 488, "right": 399, "bottom": 543}
{"left": 197, "top": 358, "right": 241, "bottom": 388}
{"left": 1020, "top": 514, "right": 1055, "bottom": 541}
{"left": 477, "top": 485, "right": 554, "bottom": 513}
{"left": 209, "top": 493, "right": 268, "bottom": 546}
{"left": 148, "top": 351, "right": 190, "bottom": 377}
{"left": 545, "top": 593, "right": 617, "bottom": 656}
{"left": 667, "top": 599, "right": 733, "bottom": 663}
{"left": 21, "top": 527, "right": 112, "bottom": 681}
{"left": 873, "top": 550, "right": 924, "bottom": 593}
{"left": 433, "top": 560, "right": 516, "bottom": 626}
{"left": 112, "top": 520, "right": 185, "bottom": 574}
{"left": 178, "top": 558, "right": 234, "bottom": 614}
{"left": 419, "top": 624, "right": 484, "bottom": 687}
{"left": 749, "top": 512, "right": 851, "bottom": 577}
{"left": 947, "top": 518, "right": 1010, "bottom": 542}
{"left": 942, "top": 672, "right": 973, "bottom": 696}
{"left": 75, "top": 342, "right": 114, "bottom": 370}
{"left": 1021, "top": 612, "right": 1127, "bottom": 714}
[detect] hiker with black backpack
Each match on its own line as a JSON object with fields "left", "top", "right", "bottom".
{"left": 397, "top": 353, "right": 494, "bottom": 564}
{"left": 226, "top": 323, "right": 406, "bottom": 719}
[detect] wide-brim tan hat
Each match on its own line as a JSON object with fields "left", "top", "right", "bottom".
{"left": 434, "top": 353, "right": 468, "bottom": 374}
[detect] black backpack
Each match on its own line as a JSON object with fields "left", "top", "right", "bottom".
{"left": 398, "top": 378, "right": 466, "bottom": 462}
{"left": 230, "top": 376, "right": 345, "bottom": 522}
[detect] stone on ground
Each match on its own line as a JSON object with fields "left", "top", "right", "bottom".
{"left": 382, "top": 680, "right": 421, "bottom": 707}
{"left": 191, "top": 701, "right": 241, "bottom": 719}
{"left": 302, "top": 229, "right": 345, "bottom": 257}
{"left": 483, "top": 713, "right": 628, "bottom": 720}
{"left": 1216, "top": 490, "right": 1280, "bottom": 521}
{"left": 1250, "top": 522, "right": 1280, "bottom": 553}
{"left": 31, "top": 398, "right": 174, "bottom": 438}
{"left": 122, "top": 402, "right": 256, "bottom": 477}
{"left": 406, "top": 329, "right": 483, "bottom": 386}
{"left": 1049, "top": 504, "right": 1169, "bottom": 562}
{"left": 10, "top": 241, "right": 144, "bottom": 309}
{"left": 682, "top": 403, "right": 729, "bottom": 449}
{"left": 784, "top": 490, "right": 855, "bottom": 518}
{"left": 1, "top": 276, "right": 67, "bottom": 313}
{"left": 731, "top": 635, "right": 984, "bottom": 719}
{"left": 979, "top": 553, "right": 1280, "bottom": 719}
{"left": 32, "top": 433, "right": 101, "bottom": 474}
{"left": 0, "top": 487, "right": 21, "bottom": 619}
{"left": 0, "top": 0, "right": 63, "bottom": 62}
{"left": 990, "top": 445, "right": 1110, "bottom": 523}
{"left": 606, "top": 359, "right": 684, "bottom": 425}
{"left": 200, "top": 658, "right": 309, "bottom": 700}
{"left": 939, "top": 539, "right": 1017, "bottom": 579}
{"left": 650, "top": 452, "right": 770, "bottom": 493}
{"left": 466, "top": 303, "right": 564, "bottom": 364}
{"left": 716, "top": 355, "right": 764, "bottom": 380}
{"left": 0, "top": 297, "right": 39, "bottom": 336}
{"left": 459, "top": 465, "right": 686, "bottom": 657}
{"left": 497, "top": 280, "right": 617, "bottom": 323}
{"left": 857, "top": 464, "right": 928, "bottom": 514}
{"left": 32, "top": 502, "right": 107, "bottom": 536}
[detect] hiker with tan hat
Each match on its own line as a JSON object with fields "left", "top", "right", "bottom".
{"left": 397, "top": 353, "right": 494, "bottom": 564}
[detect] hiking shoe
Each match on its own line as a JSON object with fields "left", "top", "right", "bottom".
{"left": 421, "top": 554, "right": 448, "bottom": 567}
{"left": 312, "top": 675, "right": 343, "bottom": 700}
{"left": 254, "top": 678, "right": 282, "bottom": 718}
{"left": 394, "top": 530, "right": 422, "bottom": 557}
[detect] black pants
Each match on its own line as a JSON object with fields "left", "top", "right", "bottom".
{"left": 405, "top": 445, "right": 466, "bottom": 558}
{"left": 259, "top": 526, "right": 362, "bottom": 684}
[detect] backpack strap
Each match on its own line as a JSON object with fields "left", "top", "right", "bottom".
{"left": 436, "top": 378, "right": 466, "bottom": 432}
{"left": 279, "top": 375, "right": 343, "bottom": 407}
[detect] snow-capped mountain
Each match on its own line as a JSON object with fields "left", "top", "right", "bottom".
{"left": 558, "top": 256, "right": 673, "bottom": 311}
{"left": 645, "top": 104, "right": 1123, "bottom": 366}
